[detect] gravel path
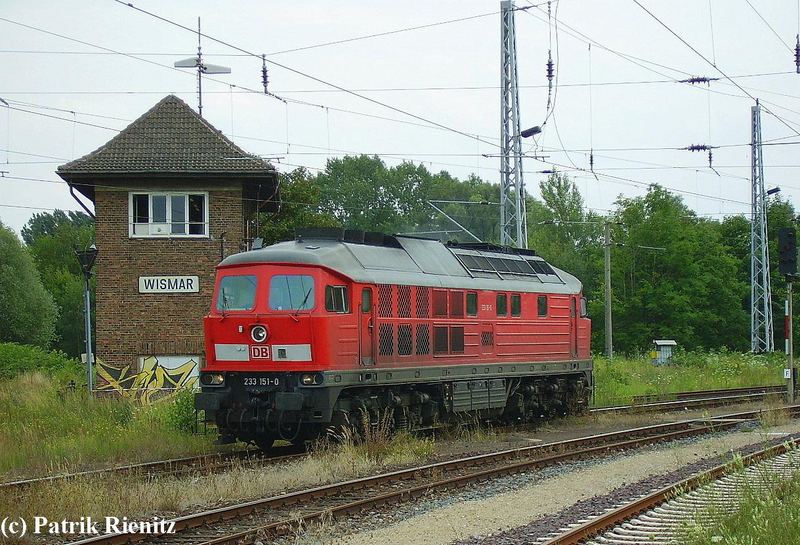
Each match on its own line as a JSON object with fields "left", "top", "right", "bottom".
{"left": 318, "top": 421, "right": 800, "bottom": 545}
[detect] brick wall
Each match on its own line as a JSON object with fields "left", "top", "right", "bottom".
{"left": 94, "top": 179, "right": 245, "bottom": 370}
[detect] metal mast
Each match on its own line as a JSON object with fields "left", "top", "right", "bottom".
{"left": 751, "top": 101, "right": 774, "bottom": 352}
{"left": 500, "top": 0, "right": 528, "bottom": 248}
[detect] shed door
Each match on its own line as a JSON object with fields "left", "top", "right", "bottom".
{"left": 570, "top": 297, "right": 578, "bottom": 358}
{"left": 359, "top": 287, "right": 375, "bottom": 366}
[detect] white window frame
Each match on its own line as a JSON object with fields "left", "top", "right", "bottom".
{"left": 128, "top": 191, "right": 209, "bottom": 238}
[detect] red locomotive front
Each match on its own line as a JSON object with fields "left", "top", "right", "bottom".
{"left": 196, "top": 230, "right": 592, "bottom": 449}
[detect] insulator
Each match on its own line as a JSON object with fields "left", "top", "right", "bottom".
{"left": 795, "top": 35, "right": 800, "bottom": 74}
{"left": 686, "top": 144, "right": 710, "bottom": 152}
{"left": 708, "top": 149, "right": 713, "bottom": 168}
{"left": 589, "top": 151, "right": 595, "bottom": 171}
{"left": 680, "top": 76, "right": 717, "bottom": 85}
{"left": 546, "top": 51, "right": 554, "bottom": 82}
{"left": 261, "top": 54, "right": 269, "bottom": 94}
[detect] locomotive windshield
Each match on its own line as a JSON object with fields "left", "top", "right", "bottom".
{"left": 216, "top": 275, "right": 257, "bottom": 311}
{"left": 269, "top": 274, "right": 315, "bottom": 311}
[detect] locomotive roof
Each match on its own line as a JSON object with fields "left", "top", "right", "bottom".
{"left": 220, "top": 231, "right": 583, "bottom": 294}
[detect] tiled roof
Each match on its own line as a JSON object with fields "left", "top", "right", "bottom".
{"left": 57, "top": 95, "right": 273, "bottom": 176}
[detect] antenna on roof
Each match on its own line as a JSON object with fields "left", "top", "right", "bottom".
{"left": 173, "top": 17, "right": 231, "bottom": 117}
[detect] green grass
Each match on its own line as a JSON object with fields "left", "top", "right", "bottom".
{"left": 0, "top": 372, "right": 217, "bottom": 479}
{"left": 593, "top": 350, "right": 785, "bottom": 407}
{"left": 680, "top": 452, "right": 800, "bottom": 545}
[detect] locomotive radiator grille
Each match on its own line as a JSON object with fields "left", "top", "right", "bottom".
{"left": 379, "top": 323, "right": 394, "bottom": 356}
{"left": 416, "top": 324, "right": 430, "bottom": 355}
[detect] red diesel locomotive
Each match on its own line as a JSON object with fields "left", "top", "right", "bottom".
{"left": 196, "top": 229, "right": 592, "bottom": 449}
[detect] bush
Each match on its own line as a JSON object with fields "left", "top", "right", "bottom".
{"left": 0, "top": 342, "right": 82, "bottom": 381}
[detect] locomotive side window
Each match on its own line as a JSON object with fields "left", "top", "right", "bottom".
{"left": 580, "top": 296, "right": 588, "bottom": 317}
{"left": 538, "top": 295, "right": 548, "bottom": 317}
{"left": 325, "top": 285, "right": 350, "bottom": 313}
{"left": 496, "top": 293, "right": 507, "bottom": 316}
{"left": 511, "top": 294, "right": 521, "bottom": 317}
{"left": 216, "top": 275, "right": 257, "bottom": 311}
{"left": 361, "top": 288, "right": 372, "bottom": 313}
{"left": 433, "top": 290, "right": 448, "bottom": 317}
{"left": 269, "top": 275, "right": 315, "bottom": 311}
{"left": 466, "top": 292, "right": 478, "bottom": 316}
{"left": 450, "top": 291, "right": 464, "bottom": 318}
{"left": 434, "top": 326, "right": 449, "bottom": 354}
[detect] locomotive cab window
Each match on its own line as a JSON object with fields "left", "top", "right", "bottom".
{"left": 511, "top": 294, "right": 521, "bottom": 317}
{"left": 466, "top": 292, "right": 478, "bottom": 316}
{"left": 269, "top": 275, "right": 315, "bottom": 311}
{"left": 361, "top": 288, "right": 372, "bottom": 313}
{"left": 537, "top": 295, "right": 548, "bottom": 317}
{"left": 325, "top": 285, "right": 349, "bottom": 313}
{"left": 217, "top": 275, "right": 257, "bottom": 311}
{"left": 497, "top": 293, "right": 507, "bottom": 316}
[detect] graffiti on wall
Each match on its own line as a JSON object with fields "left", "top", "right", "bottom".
{"left": 96, "top": 355, "right": 199, "bottom": 404}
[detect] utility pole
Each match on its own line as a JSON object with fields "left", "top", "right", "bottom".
{"left": 75, "top": 245, "right": 98, "bottom": 395}
{"left": 499, "top": 0, "right": 527, "bottom": 248}
{"left": 788, "top": 281, "right": 795, "bottom": 402}
{"left": 604, "top": 221, "right": 613, "bottom": 358}
{"left": 751, "top": 101, "right": 774, "bottom": 352}
{"left": 779, "top": 227, "right": 797, "bottom": 403}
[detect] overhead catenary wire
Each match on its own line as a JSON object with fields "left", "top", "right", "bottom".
{"left": 632, "top": 0, "right": 800, "bottom": 138}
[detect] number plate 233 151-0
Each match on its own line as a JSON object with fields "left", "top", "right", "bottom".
{"left": 242, "top": 376, "right": 280, "bottom": 388}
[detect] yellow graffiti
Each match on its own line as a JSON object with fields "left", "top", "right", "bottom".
{"left": 96, "top": 356, "right": 198, "bottom": 404}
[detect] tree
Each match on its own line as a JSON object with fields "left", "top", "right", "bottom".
{"left": 0, "top": 221, "right": 58, "bottom": 348}
{"left": 21, "top": 210, "right": 93, "bottom": 246}
{"left": 23, "top": 211, "right": 94, "bottom": 356}
{"left": 594, "top": 186, "right": 748, "bottom": 353}
{"left": 257, "top": 167, "right": 340, "bottom": 246}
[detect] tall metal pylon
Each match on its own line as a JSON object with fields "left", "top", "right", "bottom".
{"left": 751, "top": 101, "right": 774, "bottom": 352}
{"left": 500, "top": 0, "right": 528, "bottom": 248}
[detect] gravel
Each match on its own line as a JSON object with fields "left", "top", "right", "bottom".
{"left": 319, "top": 421, "right": 800, "bottom": 545}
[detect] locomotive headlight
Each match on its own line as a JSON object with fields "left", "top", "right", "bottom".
{"left": 201, "top": 373, "right": 225, "bottom": 386}
{"left": 300, "top": 373, "right": 324, "bottom": 386}
{"left": 250, "top": 325, "right": 268, "bottom": 343}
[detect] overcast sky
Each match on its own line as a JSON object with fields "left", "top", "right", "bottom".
{"left": 2, "top": 0, "right": 800, "bottom": 235}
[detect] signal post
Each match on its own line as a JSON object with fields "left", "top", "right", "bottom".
{"left": 779, "top": 227, "right": 797, "bottom": 403}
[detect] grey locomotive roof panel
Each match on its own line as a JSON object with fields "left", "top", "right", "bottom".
{"left": 221, "top": 235, "right": 583, "bottom": 294}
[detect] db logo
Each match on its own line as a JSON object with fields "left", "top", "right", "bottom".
{"left": 250, "top": 345, "right": 271, "bottom": 359}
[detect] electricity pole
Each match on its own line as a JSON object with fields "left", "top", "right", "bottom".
{"left": 751, "top": 101, "right": 774, "bottom": 352}
{"left": 499, "top": 0, "right": 527, "bottom": 248}
{"left": 604, "top": 221, "right": 613, "bottom": 358}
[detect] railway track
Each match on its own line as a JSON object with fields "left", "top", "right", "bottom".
{"left": 1, "top": 385, "right": 784, "bottom": 495}
{"left": 0, "top": 447, "right": 306, "bottom": 493}
{"left": 540, "top": 438, "right": 800, "bottom": 544}
{"left": 68, "top": 405, "right": 799, "bottom": 545}
{"left": 591, "top": 384, "right": 786, "bottom": 414}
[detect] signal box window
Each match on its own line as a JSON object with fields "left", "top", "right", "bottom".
{"left": 538, "top": 295, "right": 548, "bottom": 317}
{"left": 130, "top": 192, "right": 207, "bottom": 237}
{"left": 466, "top": 292, "right": 478, "bottom": 316}
{"left": 217, "top": 275, "right": 257, "bottom": 311}
{"left": 496, "top": 293, "right": 508, "bottom": 316}
{"left": 511, "top": 294, "right": 521, "bottom": 317}
{"left": 270, "top": 275, "right": 315, "bottom": 311}
{"left": 361, "top": 288, "right": 372, "bottom": 313}
{"left": 325, "top": 286, "right": 350, "bottom": 313}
